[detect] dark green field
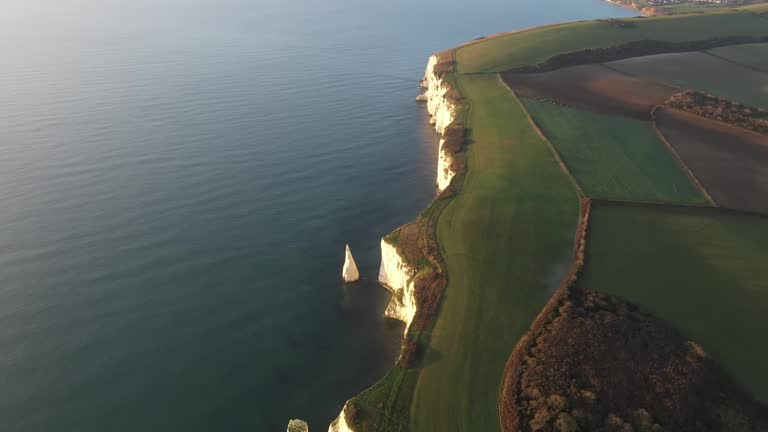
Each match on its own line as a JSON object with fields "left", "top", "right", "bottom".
{"left": 608, "top": 51, "right": 768, "bottom": 109}
{"left": 522, "top": 99, "right": 706, "bottom": 204}
{"left": 708, "top": 42, "right": 768, "bottom": 71}
{"left": 579, "top": 203, "right": 768, "bottom": 402}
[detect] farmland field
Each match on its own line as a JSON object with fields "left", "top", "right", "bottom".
{"left": 655, "top": 108, "right": 768, "bottom": 214}
{"left": 607, "top": 51, "right": 768, "bottom": 108}
{"left": 579, "top": 202, "right": 768, "bottom": 402}
{"left": 503, "top": 64, "right": 677, "bottom": 119}
{"left": 521, "top": 99, "right": 706, "bottom": 204}
{"left": 456, "top": 9, "right": 768, "bottom": 73}
{"left": 409, "top": 74, "right": 580, "bottom": 432}
{"left": 708, "top": 42, "right": 768, "bottom": 72}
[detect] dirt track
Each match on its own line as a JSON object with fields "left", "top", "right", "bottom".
{"left": 655, "top": 108, "right": 768, "bottom": 214}
{"left": 502, "top": 65, "right": 678, "bottom": 120}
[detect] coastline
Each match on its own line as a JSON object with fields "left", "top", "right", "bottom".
{"left": 325, "top": 50, "right": 466, "bottom": 432}
{"left": 602, "top": 0, "right": 657, "bottom": 16}
{"left": 318, "top": 4, "right": 663, "bottom": 430}
{"left": 320, "top": 4, "right": 768, "bottom": 431}
{"left": 321, "top": 14, "right": 614, "bottom": 432}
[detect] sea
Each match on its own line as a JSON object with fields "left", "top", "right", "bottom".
{"left": 0, "top": 0, "right": 634, "bottom": 430}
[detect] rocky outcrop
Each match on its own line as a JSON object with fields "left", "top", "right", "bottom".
{"left": 287, "top": 419, "right": 309, "bottom": 432}
{"left": 342, "top": 244, "right": 360, "bottom": 283}
{"left": 419, "top": 54, "right": 460, "bottom": 192}
{"left": 327, "top": 402, "right": 354, "bottom": 432}
{"left": 378, "top": 238, "right": 418, "bottom": 335}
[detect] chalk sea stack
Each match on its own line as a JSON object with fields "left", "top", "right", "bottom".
{"left": 342, "top": 244, "right": 360, "bottom": 283}
{"left": 286, "top": 419, "right": 309, "bottom": 432}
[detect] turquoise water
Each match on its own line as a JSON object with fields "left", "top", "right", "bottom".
{"left": 0, "top": 1, "right": 633, "bottom": 430}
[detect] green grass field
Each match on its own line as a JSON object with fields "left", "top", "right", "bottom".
{"left": 455, "top": 8, "right": 768, "bottom": 73}
{"left": 408, "top": 74, "right": 581, "bottom": 431}
{"left": 708, "top": 42, "right": 768, "bottom": 71}
{"left": 579, "top": 203, "right": 768, "bottom": 401}
{"left": 607, "top": 51, "right": 768, "bottom": 109}
{"left": 522, "top": 99, "right": 707, "bottom": 204}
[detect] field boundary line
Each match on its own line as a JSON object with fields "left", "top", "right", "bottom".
{"left": 496, "top": 74, "right": 587, "bottom": 198}
{"left": 701, "top": 49, "right": 768, "bottom": 74}
{"left": 650, "top": 106, "right": 717, "bottom": 206}
{"left": 497, "top": 197, "right": 591, "bottom": 432}
{"left": 591, "top": 198, "right": 768, "bottom": 219}
{"left": 599, "top": 62, "right": 684, "bottom": 91}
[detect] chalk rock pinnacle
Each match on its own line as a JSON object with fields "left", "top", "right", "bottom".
{"left": 342, "top": 244, "right": 360, "bottom": 283}
{"left": 287, "top": 419, "right": 309, "bottom": 432}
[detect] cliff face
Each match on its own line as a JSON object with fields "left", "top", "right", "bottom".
{"left": 420, "top": 55, "right": 458, "bottom": 192}
{"left": 327, "top": 402, "right": 353, "bottom": 432}
{"left": 326, "top": 54, "right": 454, "bottom": 432}
{"left": 378, "top": 238, "right": 418, "bottom": 335}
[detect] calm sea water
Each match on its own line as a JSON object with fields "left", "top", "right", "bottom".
{"left": 0, "top": 1, "right": 633, "bottom": 430}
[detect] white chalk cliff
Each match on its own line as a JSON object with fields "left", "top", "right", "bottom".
{"left": 342, "top": 244, "right": 360, "bottom": 283}
{"left": 419, "top": 54, "right": 459, "bottom": 192}
{"left": 326, "top": 238, "right": 419, "bottom": 431}
{"left": 378, "top": 238, "right": 418, "bottom": 336}
{"left": 327, "top": 402, "right": 354, "bottom": 432}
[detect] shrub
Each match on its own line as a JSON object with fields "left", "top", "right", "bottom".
{"left": 433, "top": 60, "right": 455, "bottom": 78}
{"left": 598, "top": 18, "right": 636, "bottom": 28}
{"left": 398, "top": 339, "right": 424, "bottom": 368}
{"left": 345, "top": 401, "right": 362, "bottom": 425}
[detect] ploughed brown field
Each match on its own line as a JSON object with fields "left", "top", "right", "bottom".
{"left": 502, "top": 65, "right": 678, "bottom": 120}
{"left": 655, "top": 108, "right": 768, "bottom": 214}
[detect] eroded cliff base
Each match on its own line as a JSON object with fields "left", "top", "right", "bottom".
{"left": 500, "top": 288, "right": 768, "bottom": 432}
{"left": 379, "top": 208, "right": 447, "bottom": 342}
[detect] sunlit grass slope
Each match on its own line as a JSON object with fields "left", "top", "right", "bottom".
{"left": 522, "top": 99, "right": 707, "bottom": 204}
{"left": 579, "top": 203, "right": 768, "bottom": 402}
{"left": 409, "top": 74, "right": 580, "bottom": 431}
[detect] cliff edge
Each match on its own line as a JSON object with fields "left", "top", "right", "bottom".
{"left": 419, "top": 54, "right": 461, "bottom": 193}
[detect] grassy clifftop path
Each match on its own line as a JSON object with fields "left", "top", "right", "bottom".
{"left": 409, "top": 74, "right": 581, "bottom": 431}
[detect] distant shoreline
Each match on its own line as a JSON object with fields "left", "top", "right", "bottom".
{"left": 602, "top": 0, "right": 656, "bottom": 16}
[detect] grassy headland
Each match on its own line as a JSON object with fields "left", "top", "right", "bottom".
{"left": 343, "top": 4, "right": 768, "bottom": 432}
